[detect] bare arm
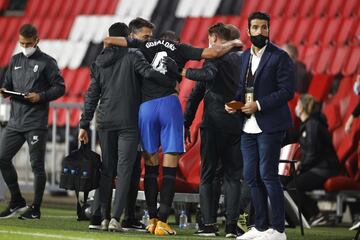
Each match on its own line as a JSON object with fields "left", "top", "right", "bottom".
{"left": 201, "top": 39, "right": 242, "bottom": 59}
{"left": 103, "top": 36, "right": 128, "bottom": 48}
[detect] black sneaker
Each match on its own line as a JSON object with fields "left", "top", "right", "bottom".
{"left": 18, "top": 205, "right": 41, "bottom": 220}
{"left": 194, "top": 225, "right": 219, "bottom": 237}
{"left": 88, "top": 215, "right": 102, "bottom": 230}
{"left": 0, "top": 200, "right": 26, "bottom": 219}
{"left": 225, "top": 223, "right": 245, "bottom": 238}
{"left": 121, "top": 219, "right": 146, "bottom": 232}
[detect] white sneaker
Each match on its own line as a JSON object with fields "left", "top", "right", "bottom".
{"left": 108, "top": 218, "right": 125, "bottom": 232}
{"left": 236, "top": 227, "right": 264, "bottom": 240}
{"left": 100, "top": 219, "right": 109, "bottom": 231}
{"left": 258, "top": 228, "right": 286, "bottom": 240}
{"left": 349, "top": 220, "right": 360, "bottom": 231}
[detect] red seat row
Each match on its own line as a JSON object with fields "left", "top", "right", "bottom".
{"left": 181, "top": 15, "right": 359, "bottom": 49}
{"left": 24, "top": 0, "right": 119, "bottom": 18}
{"left": 0, "top": 0, "right": 8, "bottom": 11}
{"left": 61, "top": 68, "right": 90, "bottom": 97}
{"left": 240, "top": 0, "right": 359, "bottom": 18}
{"left": 0, "top": 16, "right": 74, "bottom": 42}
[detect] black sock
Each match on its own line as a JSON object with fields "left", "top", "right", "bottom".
{"left": 158, "top": 167, "right": 177, "bottom": 222}
{"left": 144, "top": 165, "right": 159, "bottom": 219}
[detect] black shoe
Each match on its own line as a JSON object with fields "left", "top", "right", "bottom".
{"left": 0, "top": 200, "right": 26, "bottom": 219}
{"left": 194, "top": 225, "right": 219, "bottom": 237}
{"left": 18, "top": 205, "right": 41, "bottom": 220}
{"left": 225, "top": 223, "right": 245, "bottom": 238}
{"left": 89, "top": 215, "right": 102, "bottom": 230}
{"left": 121, "top": 219, "right": 146, "bottom": 232}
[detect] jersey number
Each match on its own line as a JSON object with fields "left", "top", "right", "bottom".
{"left": 151, "top": 51, "right": 168, "bottom": 74}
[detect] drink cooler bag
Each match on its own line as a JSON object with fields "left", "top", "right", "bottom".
{"left": 60, "top": 143, "right": 101, "bottom": 192}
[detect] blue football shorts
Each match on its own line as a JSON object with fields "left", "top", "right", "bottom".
{"left": 139, "top": 95, "right": 185, "bottom": 154}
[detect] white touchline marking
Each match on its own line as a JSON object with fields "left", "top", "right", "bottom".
{"left": 43, "top": 215, "right": 75, "bottom": 219}
{"left": 0, "top": 230, "right": 95, "bottom": 240}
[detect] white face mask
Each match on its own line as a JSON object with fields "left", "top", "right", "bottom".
{"left": 295, "top": 104, "right": 302, "bottom": 118}
{"left": 354, "top": 81, "right": 359, "bottom": 95}
{"left": 21, "top": 46, "right": 36, "bottom": 57}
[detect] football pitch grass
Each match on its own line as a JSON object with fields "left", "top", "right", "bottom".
{"left": 0, "top": 204, "right": 356, "bottom": 240}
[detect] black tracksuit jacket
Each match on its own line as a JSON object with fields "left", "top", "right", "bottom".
{"left": 2, "top": 48, "right": 65, "bottom": 131}
{"left": 184, "top": 50, "right": 243, "bottom": 134}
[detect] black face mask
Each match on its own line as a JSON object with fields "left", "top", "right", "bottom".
{"left": 250, "top": 34, "right": 268, "bottom": 49}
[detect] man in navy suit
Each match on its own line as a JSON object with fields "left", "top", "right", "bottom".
{"left": 226, "top": 12, "right": 294, "bottom": 240}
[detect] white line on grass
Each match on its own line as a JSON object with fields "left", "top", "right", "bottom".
{"left": 0, "top": 230, "right": 94, "bottom": 240}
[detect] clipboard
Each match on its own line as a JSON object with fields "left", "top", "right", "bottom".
{"left": 225, "top": 101, "right": 245, "bottom": 110}
{"left": 0, "top": 89, "right": 26, "bottom": 98}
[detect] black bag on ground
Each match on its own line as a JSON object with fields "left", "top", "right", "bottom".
{"left": 60, "top": 143, "right": 101, "bottom": 192}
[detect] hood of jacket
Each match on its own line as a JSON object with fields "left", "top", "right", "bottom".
{"left": 95, "top": 46, "right": 127, "bottom": 68}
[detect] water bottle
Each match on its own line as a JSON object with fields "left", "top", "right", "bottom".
{"left": 179, "top": 210, "right": 188, "bottom": 229}
{"left": 142, "top": 210, "right": 149, "bottom": 226}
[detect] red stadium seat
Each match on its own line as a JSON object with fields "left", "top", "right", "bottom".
{"left": 341, "top": 0, "right": 360, "bottom": 17}
{"left": 313, "top": 0, "right": 331, "bottom": 17}
{"left": 3, "top": 17, "right": 21, "bottom": 42}
{"left": 82, "top": 0, "right": 97, "bottom": 15}
{"left": 306, "top": 18, "right": 329, "bottom": 45}
{"left": 307, "top": 74, "right": 334, "bottom": 102}
{"left": 0, "top": 0, "right": 8, "bottom": 11}
{"left": 0, "top": 41, "right": 16, "bottom": 67}
{"left": 329, "top": 46, "right": 351, "bottom": 75}
{"left": 284, "top": 0, "right": 302, "bottom": 17}
{"left": 327, "top": 0, "right": 345, "bottom": 17}
{"left": 57, "top": 0, "right": 75, "bottom": 17}
{"left": 0, "top": 17, "right": 8, "bottom": 38}
{"left": 37, "top": 0, "right": 52, "bottom": 17}
{"left": 269, "top": 0, "right": 288, "bottom": 17}
{"left": 323, "top": 103, "right": 341, "bottom": 133}
{"left": 269, "top": 18, "right": 282, "bottom": 44}
{"left": 255, "top": 0, "right": 273, "bottom": 16}
{"left": 24, "top": 0, "right": 41, "bottom": 17}
{"left": 299, "top": 0, "right": 316, "bottom": 17}
{"left": 337, "top": 17, "right": 357, "bottom": 46}
{"left": 314, "top": 47, "right": 336, "bottom": 74}
{"left": 322, "top": 18, "right": 342, "bottom": 46}
{"left": 192, "top": 17, "right": 216, "bottom": 47}
{"left": 38, "top": 18, "right": 54, "bottom": 39}
{"left": 292, "top": 17, "right": 313, "bottom": 45}
{"left": 343, "top": 47, "right": 360, "bottom": 76}
{"left": 240, "top": 0, "right": 261, "bottom": 17}
{"left": 46, "top": 0, "right": 63, "bottom": 18}
{"left": 277, "top": 17, "right": 298, "bottom": 46}
{"left": 353, "top": 20, "right": 360, "bottom": 45}
{"left": 47, "top": 18, "right": 64, "bottom": 39}
{"left": 180, "top": 18, "right": 202, "bottom": 44}
{"left": 302, "top": 45, "right": 320, "bottom": 72}
{"left": 70, "top": 68, "right": 90, "bottom": 97}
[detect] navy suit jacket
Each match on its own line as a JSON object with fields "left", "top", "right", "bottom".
{"left": 234, "top": 42, "right": 295, "bottom": 133}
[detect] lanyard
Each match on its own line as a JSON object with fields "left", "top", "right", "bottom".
{"left": 245, "top": 54, "right": 254, "bottom": 88}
